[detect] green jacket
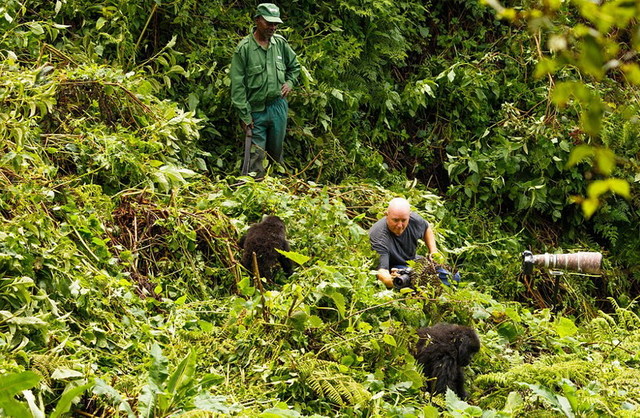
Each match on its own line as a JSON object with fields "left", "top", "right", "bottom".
{"left": 230, "top": 33, "right": 300, "bottom": 125}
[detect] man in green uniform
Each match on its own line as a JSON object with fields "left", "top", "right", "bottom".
{"left": 230, "top": 3, "right": 301, "bottom": 177}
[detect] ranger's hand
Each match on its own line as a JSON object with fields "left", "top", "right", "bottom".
{"left": 241, "top": 120, "right": 254, "bottom": 131}
{"left": 281, "top": 82, "right": 292, "bottom": 97}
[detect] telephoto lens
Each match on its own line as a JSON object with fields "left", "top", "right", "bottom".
{"left": 522, "top": 251, "right": 602, "bottom": 275}
{"left": 393, "top": 268, "right": 414, "bottom": 289}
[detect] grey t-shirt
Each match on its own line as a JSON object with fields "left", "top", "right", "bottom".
{"left": 369, "top": 212, "right": 429, "bottom": 270}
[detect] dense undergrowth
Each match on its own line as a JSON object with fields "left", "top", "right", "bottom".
{"left": 1, "top": 0, "right": 640, "bottom": 417}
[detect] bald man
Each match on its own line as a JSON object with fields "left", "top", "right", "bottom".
{"left": 369, "top": 198, "right": 439, "bottom": 288}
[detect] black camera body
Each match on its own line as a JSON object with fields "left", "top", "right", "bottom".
{"left": 393, "top": 267, "right": 414, "bottom": 289}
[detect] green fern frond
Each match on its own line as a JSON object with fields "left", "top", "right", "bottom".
{"left": 476, "top": 356, "right": 592, "bottom": 390}
{"left": 296, "top": 357, "right": 371, "bottom": 406}
{"left": 476, "top": 371, "right": 512, "bottom": 387}
{"left": 30, "top": 353, "right": 69, "bottom": 389}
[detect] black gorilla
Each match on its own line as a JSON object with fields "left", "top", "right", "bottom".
{"left": 414, "top": 323, "right": 480, "bottom": 399}
{"left": 239, "top": 215, "right": 293, "bottom": 281}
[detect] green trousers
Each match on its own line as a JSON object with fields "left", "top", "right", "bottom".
{"left": 244, "top": 97, "right": 289, "bottom": 177}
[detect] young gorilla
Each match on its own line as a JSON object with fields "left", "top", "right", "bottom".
{"left": 239, "top": 215, "right": 293, "bottom": 281}
{"left": 414, "top": 323, "right": 480, "bottom": 399}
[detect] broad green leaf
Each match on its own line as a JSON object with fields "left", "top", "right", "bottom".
{"left": 579, "top": 36, "right": 605, "bottom": 79}
{"left": 586, "top": 178, "right": 631, "bottom": 200}
{"left": 0, "top": 371, "right": 41, "bottom": 417}
{"left": 0, "top": 371, "right": 41, "bottom": 395}
{"left": 149, "top": 343, "right": 169, "bottom": 387}
{"left": 566, "top": 145, "right": 595, "bottom": 168}
{"left": 607, "top": 178, "right": 631, "bottom": 198}
{"left": 594, "top": 148, "right": 615, "bottom": 175}
{"left": 383, "top": 334, "right": 397, "bottom": 347}
{"left": 328, "top": 291, "right": 345, "bottom": 318}
{"left": 307, "top": 315, "right": 324, "bottom": 328}
{"left": 138, "top": 384, "right": 157, "bottom": 418}
{"left": 505, "top": 307, "right": 522, "bottom": 322}
{"left": 402, "top": 369, "right": 423, "bottom": 389}
{"left": 6, "top": 316, "right": 47, "bottom": 327}
{"left": 50, "top": 382, "right": 93, "bottom": 418}
{"left": 582, "top": 197, "right": 599, "bottom": 219}
{"left": 259, "top": 407, "right": 302, "bottom": 417}
{"left": 534, "top": 57, "right": 557, "bottom": 78}
{"left": 557, "top": 394, "right": 575, "bottom": 418}
{"left": 622, "top": 63, "right": 640, "bottom": 84}
{"left": 275, "top": 249, "right": 310, "bottom": 265}
{"left": 330, "top": 89, "right": 344, "bottom": 101}
{"left": 288, "top": 310, "right": 308, "bottom": 331}
{"left": 92, "top": 379, "right": 134, "bottom": 417}
{"left": 587, "top": 180, "right": 610, "bottom": 199}
{"left": 22, "top": 389, "right": 44, "bottom": 418}
{"left": 519, "top": 383, "right": 569, "bottom": 414}
{"left": 238, "top": 277, "right": 255, "bottom": 297}
{"left": 27, "top": 22, "right": 45, "bottom": 35}
{"left": 445, "top": 388, "right": 478, "bottom": 412}
{"left": 447, "top": 69, "right": 455, "bottom": 82}
{"left": 198, "top": 320, "right": 213, "bottom": 332}
{"left": 51, "top": 368, "right": 84, "bottom": 380}
{"left": 497, "top": 322, "right": 519, "bottom": 342}
{"left": 192, "top": 394, "right": 232, "bottom": 413}
{"left": 423, "top": 405, "right": 440, "bottom": 418}
{"left": 138, "top": 80, "right": 155, "bottom": 95}
{"left": 581, "top": 102, "right": 604, "bottom": 137}
{"left": 498, "top": 8, "right": 517, "bottom": 20}
{"left": 544, "top": 0, "right": 562, "bottom": 11}
{"left": 504, "top": 391, "right": 524, "bottom": 413}
{"left": 96, "top": 17, "right": 107, "bottom": 30}
{"left": 187, "top": 93, "right": 199, "bottom": 111}
{"left": 166, "top": 35, "right": 177, "bottom": 49}
{"left": 560, "top": 379, "right": 579, "bottom": 412}
{"left": 165, "top": 350, "right": 197, "bottom": 398}
{"left": 555, "top": 317, "right": 578, "bottom": 338}
{"left": 199, "top": 374, "right": 225, "bottom": 389}
{"left": 169, "top": 65, "right": 185, "bottom": 75}
{"left": 0, "top": 395, "right": 31, "bottom": 418}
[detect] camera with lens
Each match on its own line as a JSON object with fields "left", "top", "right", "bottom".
{"left": 393, "top": 267, "right": 414, "bottom": 289}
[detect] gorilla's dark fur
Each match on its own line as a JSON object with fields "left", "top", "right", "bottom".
{"left": 414, "top": 323, "right": 480, "bottom": 399}
{"left": 239, "top": 215, "right": 293, "bottom": 281}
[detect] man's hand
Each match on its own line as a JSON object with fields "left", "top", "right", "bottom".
{"left": 241, "top": 120, "right": 254, "bottom": 131}
{"left": 429, "top": 252, "right": 445, "bottom": 264}
{"left": 281, "top": 82, "right": 292, "bottom": 97}
{"left": 376, "top": 269, "right": 394, "bottom": 288}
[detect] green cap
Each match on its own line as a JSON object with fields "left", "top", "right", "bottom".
{"left": 255, "top": 3, "right": 283, "bottom": 23}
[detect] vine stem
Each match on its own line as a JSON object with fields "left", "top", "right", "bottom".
{"left": 132, "top": 3, "right": 158, "bottom": 66}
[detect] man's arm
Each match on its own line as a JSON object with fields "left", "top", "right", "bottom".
{"left": 371, "top": 245, "right": 394, "bottom": 288}
{"left": 424, "top": 225, "right": 437, "bottom": 254}
{"left": 424, "top": 225, "right": 443, "bottom": 262}
{"left": 376, "top": 269, "right": 394, "bottom": 288}
{"left": 281, "top": 40, "right": 300, "bottom": 96}
{"left": 230, "top": 46, "right": 253, "bottom": 125}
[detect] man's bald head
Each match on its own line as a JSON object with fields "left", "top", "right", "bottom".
{"left": 388, "top": 198, "right": 410, "bottom": 214}
{"left": 386, "top": 198, "right": 411, "bottom": 236}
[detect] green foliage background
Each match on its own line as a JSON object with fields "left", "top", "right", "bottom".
{"left": 0, "top": 0, "right": 639, "bottom": 416}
